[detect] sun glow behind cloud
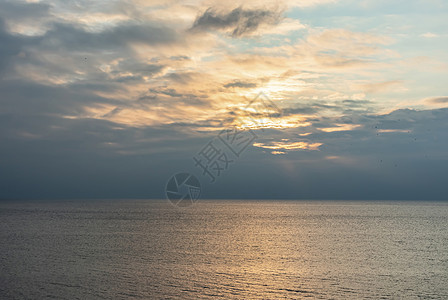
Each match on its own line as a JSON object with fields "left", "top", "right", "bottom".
{"left": 319, "top": 124, "right": 362, "bottom": 133}
{"left": 3, "top": 1, "right": 407, "bottom": 125}
{"left": 0, "top": 0, "right": 447, "bottom": 148}
{"left": 1, "top": 0, "right": 448, "bottom": 201}
{"left": 253, "top": 140, "right": 323, "bottom": 152}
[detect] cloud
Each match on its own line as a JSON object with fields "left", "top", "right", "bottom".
{"left": 223, "top": 80, "right": 258, "bottom": 88}
{"left": 260, "top": 18, "right": 305, "bottom": 35}
{"left": 358, "top": 80, "right": 403, "bottom": 94}
{"left": 199, "top": 0, "right": 338, "bottom": 10}
{"left": 302, "top": 29, "right": 393, "bottom": 69}
{"left": 41, "top": 22, "right": 180, "bottom": 51}
{"left": 271, "top": 151, "right": 286, "bottom": 155}
{"left": 421, "top": 32, "right": 438, "bottom": 38}
{"left": 1, "top": 0, "right": 448, "bottom": 200}
{"left": 253, "top": 140, "right": 322, "bottom": 151}
{"left": 0, "top": 0, "right": 51, "bottom": 35}
{"left": 190, "top": 7, "right": 284, "bottom": 37}
{"left": 318, "top": 124, "right": 361, "bottom": 132}
{"left": 0, "top": 17, "right": 44, "bottom": 76}
{"left": 307, "top": 29, "right": 391, "bottom": 53}
{"left": 425, "top": 96, "right": 448, "bottom": 104}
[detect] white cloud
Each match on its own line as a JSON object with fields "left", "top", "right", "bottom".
{"left": 421, "top": 32, "right": 438, "bottom": 38}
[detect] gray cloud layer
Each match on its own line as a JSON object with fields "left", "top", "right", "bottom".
{"left": 427, "top": 96, "right": 448, "bottom": 104}
{"left": 1, "top": 1, "right": 447, "bottom": 201}
{"left": 2, "top": 74, "right": 447, "bottom": 200}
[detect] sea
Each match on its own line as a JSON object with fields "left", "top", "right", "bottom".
{"left": 1, "top": 200, "right": 447, "bottom": 299}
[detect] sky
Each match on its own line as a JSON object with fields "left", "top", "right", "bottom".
{"left": 0, "top": 0, "right": 447, "bottom": 200}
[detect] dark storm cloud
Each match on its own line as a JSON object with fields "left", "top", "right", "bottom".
{"left": 191, "top": 7, "right": 283, "bottom": 37}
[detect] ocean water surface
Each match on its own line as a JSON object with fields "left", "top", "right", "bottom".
{"left": 1, "top": 200, "right": 447, "bottom": 299}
